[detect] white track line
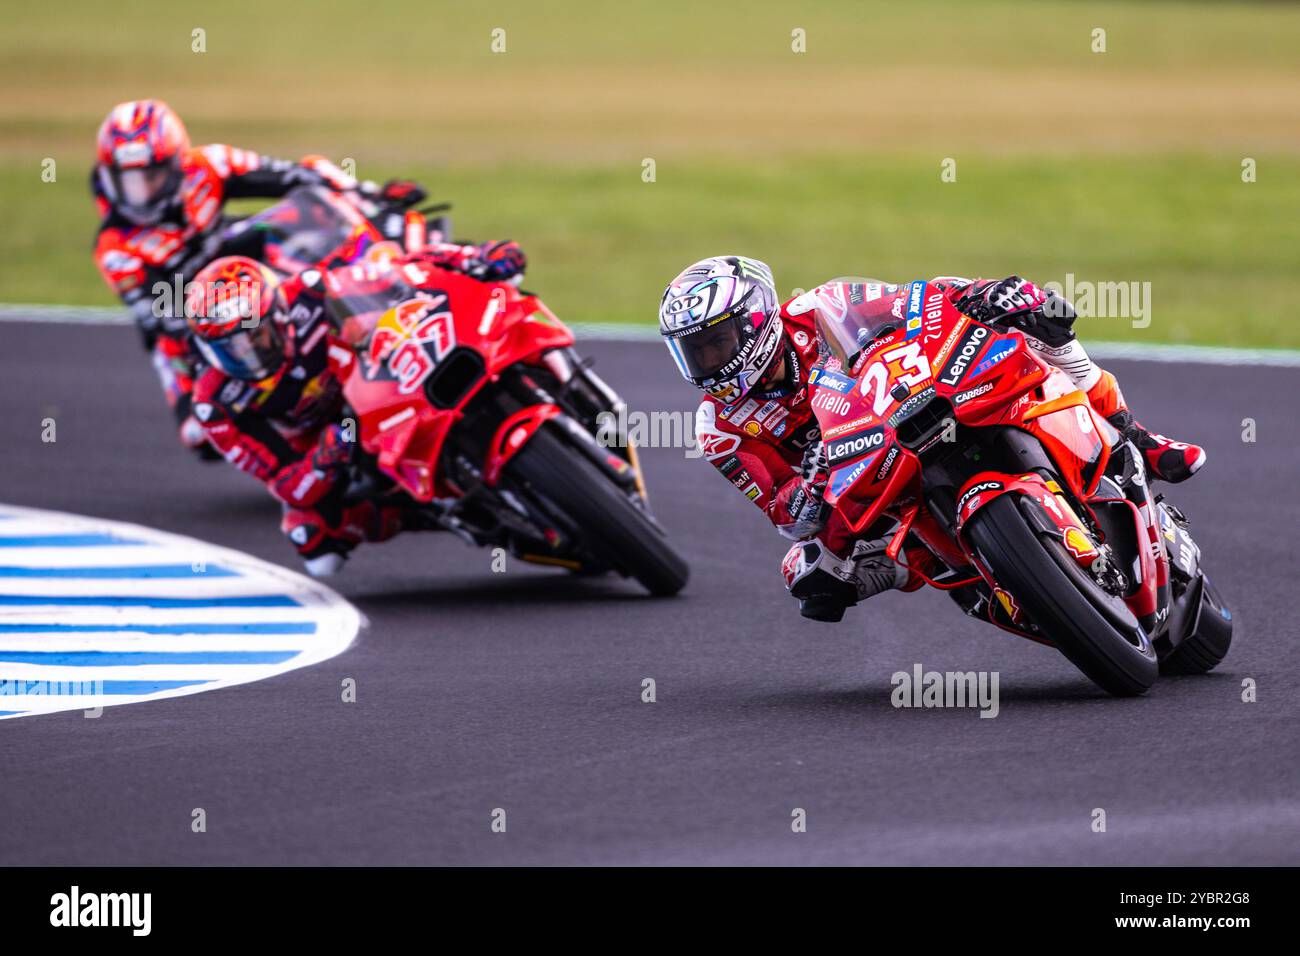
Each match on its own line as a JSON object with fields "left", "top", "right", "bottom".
{"left": 4, "top": 303, "right": 1299, "bottom": 367}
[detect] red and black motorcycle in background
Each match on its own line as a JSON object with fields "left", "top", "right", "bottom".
{"left": 200, "top": 186, "right": 688, "bottom": 595}
{"left": 323, "top": 257, "right": 690, "bottom": 597}
{"left": 797, "top": 278, "right": 1232, "bottom": 695}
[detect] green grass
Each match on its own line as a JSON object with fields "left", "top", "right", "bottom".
{"left": 3, "top": 1, "right": 1298, "bottom": 347}
{"left": 4, "top": 1, "right": 1298, "bottom": 162}
{"left": 4, "top": 153, "right": 1297, "bottom": 348}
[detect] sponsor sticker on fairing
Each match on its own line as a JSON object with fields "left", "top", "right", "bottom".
{"left": 825, "top": 426, "right": 886, "bottom": 466}
{"left": 968, "top": 338, "right": 1016, "bottom": 378}
{"left": 813, "top": 391, "right": 852, "bottom": 417}
{"left": 809, "top": 368, "right": 855, "bottom": 394}
{"left": 1063, "top": 527, "right": 1098, "bottom": 559}
{"left": 887, "top": 385, "right": 937, "bottom": 427}
{"left": 957, "top": 480, "right": 1003, "bottom": 516}
{"left": 932, "top": 316, "right": 969, "bottom": 367}
{"left": 824, "top": 414, "right": 877, "bottom": 439}
{"left": 936, "top": 325, "right": 990, "bottom": 386}
{"left": 952, "top": 380, "right": 995, "bottom": 405}
{"left": 830, "top": 457, "right": 873, "bottom": 497}
{"left": 874, "top": 445, "right": 900, "bottom": 482}
{"left": 904, "top": 281, "right": 927, "bottom": 339}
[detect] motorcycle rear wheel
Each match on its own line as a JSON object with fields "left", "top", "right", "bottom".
{"left": 967, "top": 493, "right": 1158, "bottom": 696}
{"left": 506, "top": 427, "right": 689, "bottom": 597}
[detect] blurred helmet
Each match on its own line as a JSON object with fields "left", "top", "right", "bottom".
{"left": 658, "top": 255, "right": 782, "bottom": 402}
{"left": 95, "top": 99, "right": 190, "bottom": 226}
{"left": 185, "top": 257, "right": 289, "bottom": 381}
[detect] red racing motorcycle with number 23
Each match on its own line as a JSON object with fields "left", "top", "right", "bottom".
{"left": 796, "top": 278, "right": 1232, "bottom": 696}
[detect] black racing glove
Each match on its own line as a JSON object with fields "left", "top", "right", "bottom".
{"left": 378, "top": 179, "right": 428, "bottom": 209}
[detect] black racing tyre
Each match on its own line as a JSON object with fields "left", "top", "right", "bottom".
{"left": 506, "top": 426, "right": 689, "bottom": 596}
{"left": 1160, "top": 576, "right": 1234, "bottom": 675}
{"left": 966, "top": 493, "right": 1158, "bottom": 696}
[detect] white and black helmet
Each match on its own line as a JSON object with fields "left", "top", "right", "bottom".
{"left": 658, "top": 255, "right": 783, "bottom": 402}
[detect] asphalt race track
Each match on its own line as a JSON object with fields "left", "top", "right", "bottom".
{"left": 2, "top": 319, "right": 1297, "bottom": 865}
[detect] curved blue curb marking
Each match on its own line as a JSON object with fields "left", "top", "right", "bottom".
{"left": 0, "top": 594, "right": 301, "bottom": 608}
{"left": 0, "top": 651, "right": 299, "bottom": 665}
{"left": 0, "top": 622, "right": 317, "bottom": 634}
{"left": 0, "top": 534, "right": 145, "bottom": 547}
{"left": 0, "top": 505, "right": 362, "bottom": 719}
{"left": 0, "top": 564, "right": 238, "bottom": 578}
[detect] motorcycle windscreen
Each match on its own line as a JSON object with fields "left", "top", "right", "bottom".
{"left": 794, "top": 278, "right": 908, "bottom": 368}
{"left": 245, "top": 186, "right": 368, "bottom": 267}
{"left": 326, "top": 276, "right": 423, "bottom": 348}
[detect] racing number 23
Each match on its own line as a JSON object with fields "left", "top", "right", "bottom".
{"left": 859, "top": 342, "right": 931, "bottom": 415}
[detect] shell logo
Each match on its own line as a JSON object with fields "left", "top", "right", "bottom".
{"left": 993, "top": 587, "right": 1019, "bottom": 620}
{"left": 1063, "top": 527, "right": 1098, "bottom": 560}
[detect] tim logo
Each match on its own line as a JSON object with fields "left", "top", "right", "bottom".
{"left": 367, "top": 295, "right": 456, "bottom": 394}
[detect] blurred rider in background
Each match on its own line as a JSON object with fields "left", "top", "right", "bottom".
{"left": 182, "top": 236, "right": 526, "bottom": 575}
{"left": 91, "top": 98, "right": 425, "bottom": 457}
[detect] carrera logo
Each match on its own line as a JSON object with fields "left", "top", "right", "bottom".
{"left": 957, "top": 480, "right": 1003, "bottom": 515}
{"left": 937, "top": 325, "right": 989, "bottom": 387}
{"left": 953, "top": 381, "right": 994, "bottom": 405}
{"left": 874, "top": 446, "right": 899, "bottom": 482}
{"left": 826, "top": 427, "right": 885, "bottom": 466}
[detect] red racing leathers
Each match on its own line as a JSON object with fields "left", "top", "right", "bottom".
{"left": 693, "top": 303, "right": 855, "bottom": 549}
{"left": 92, "top": 146, "right": 355, "bottom": 447}
{"left": 191, "top": 244, "right": 512, "bottom": 562}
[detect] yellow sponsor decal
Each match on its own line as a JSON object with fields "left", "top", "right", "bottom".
{"left": 1063, "top": 527, "right": 1098, "bottom": 559}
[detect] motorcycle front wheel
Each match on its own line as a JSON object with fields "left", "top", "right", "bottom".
{"left": 967, "top": 493, "right": 1158, "bottom": 696}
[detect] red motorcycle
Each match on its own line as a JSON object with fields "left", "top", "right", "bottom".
{"left": 322, "top": 258, "right": 690, "bottom": 596}
{"left": 797, "top": 278, "right": 1232, "bottom": 695}
{"left": 209, "top": 183, "right": 427, "bottom": 277}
